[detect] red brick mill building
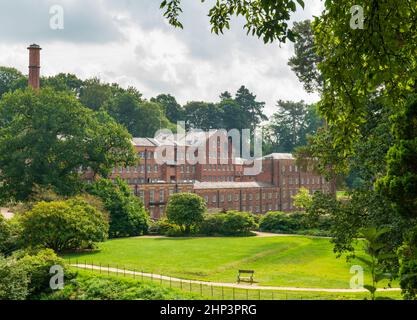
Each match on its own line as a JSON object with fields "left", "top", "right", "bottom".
{"left": 98, "top": 131, "right": 333, "bottom": 220}
{"left": 26, "top": 44, "right": 331, "bottom": 220}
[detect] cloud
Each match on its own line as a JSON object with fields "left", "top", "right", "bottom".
{"left": 0, "top": 0, "right": 323, "bottom": 116}
{"left": 0, "top": 0, "right": 124, "bottom": 43}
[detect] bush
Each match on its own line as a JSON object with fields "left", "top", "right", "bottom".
{"left": 41, "top": 271, "right": 201, "bottom": 300}
{"left": 259, "top": 211, "right": 331, "bottom": 236}
{"left": 0, "top": 214, "right": 13, "bottom": 254}
{"left": 15, "top": 249, "right": 76, "bottom": 298}
{"left": 88, "top": 179, "right": 150, "bottom": 238}
{"left": 199, "top": 211, "right": 258, "bottom": 236}
{"left": 0, "top": 256, "right": 29, "bottom": 300}
{"left": 149, "top": 219, "right": 183, "bottom": 237}
{"left": 167, "top": 193, "right": 206, "bottom": 234}
{"left": 259, "top": 211, "right": 307, "bottom": 233}
{"left": 20, "top": 198, "right": 109, "bottom": 252}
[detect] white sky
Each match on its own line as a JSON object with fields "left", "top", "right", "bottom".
{"left": 0, "top": 0, "right": 324, "bottom": 116}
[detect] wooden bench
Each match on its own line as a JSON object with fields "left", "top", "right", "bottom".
{"left": 237, "top": 270, "right": 255, "bottom": 284}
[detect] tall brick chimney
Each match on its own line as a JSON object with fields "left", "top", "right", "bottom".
{"left": 28, "top": 44, "right": 42, "bottom": 89}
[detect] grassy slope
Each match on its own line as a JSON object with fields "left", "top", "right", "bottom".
{"left": 65, "top": 235, "right": 396, "bottom": 289}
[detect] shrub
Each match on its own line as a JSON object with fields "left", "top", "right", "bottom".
{"left": 166, "top": 193, "right": 206, "bottom": 234}
{"left": 15, "top": 249, "right": 76, "bottom": 298}
{"left": 20, "top": 198, "right": 109, "bottom": 252}
{"left": 88, "top": 179, "right": 150, "bottom": 238}
{"left": 149, "top": 219, "right": 183, "bottom": 237}
{"left": 259, "top": 211, "right": 307, "bottom": 233}
{"left": 259, "top": 211, "right": 331, "bottom": 235}
{"left": 199, "top": 211, "right": 258, "bottom": 236}
{"left": 41, "top": 271, "right": 201, "bottom": 300}
{"left": 0, "top": 214, "right": 13, "bottom": 254}
{"left": 0, "top": 256, "right": 29, "bottom": 300}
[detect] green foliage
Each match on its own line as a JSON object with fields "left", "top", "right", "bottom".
{"left": 79, "top": 77, "right": 121, "bottom": 111}
{"left": 313, "top": 0, "right": 417, "bottom": 155}
{"left": 184, "top": 101, "right": 223, "bottom": 131}
{"left": 200, "top": 211, "right": 258, "bottom": 236}
{"left": 398, "top": 227, "right": 417, "bottom": 300}
{"left": 260, "top": 209, "right": 331, "bottom": 237}
{"left": 358, "top": 227, "right": 394, "bottom": 300}
{"left": 292, "top": 187, "right": 313, "bottom": 210}
{"left": 166, "top": 193, "right": 206, "bottom": 234}
{"left": 0, "top": 88, "right": 135, "bottom": 202}
{"left": 160, "top": 0, "right": 305, "bottom": 43}
{"left": 0, "top": 256, "right": 29, "bottom": 300}
{"left": 87, "top": 179, "right": 150, "bottom": 238}
{"left": 151, "top": 94, "right": 184, "bottom": 124}
{"left": 376, "top": 99, "right": 417, "bottom": 218}
{"left": 41, "top": 73, "right": 83, "bottom": 95}
{"left": 267, "top": 101, "right": 322, "bottom": 153}
{"left": 20, "top": 198, "right": 109, "bottom": 252}
{"left": 42, "top": 270, "right": 200, "bottom": 300}
{"left": 15, "top": 249, "right": 76, "bottom": 298}
{"left": 0, "top": 66, "right": 26, "bottom": 98}
{"left": 0, "top": 214, "right": 13, "bottom": 255}
{"left": 288, "top": 20, "right": 323, "bottom": 93}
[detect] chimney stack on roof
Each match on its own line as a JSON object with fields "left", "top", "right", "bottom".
{"left": 28, "top": 44, "right": 42, "bottom": 89}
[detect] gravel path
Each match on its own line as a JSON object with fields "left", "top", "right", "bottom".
{"left": 71, "top": 264, "right": 400, "bottom": 293}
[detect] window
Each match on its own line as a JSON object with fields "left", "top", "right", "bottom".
{"left": 138, "top": 191, "right": 144, "bottom": 200}
{"left": 212, "top": 195, "right": 217, "bottom": 203}
{"left": 268, "top": 193, "right": 272, "bottom": 200}
{"left": 154, "top": 165, "right": 158, "bottom": 173}
{"left": 256, "top": 194, "right": 260, "bottom": 201}
{"left": 149, "top": 190, "right": 155, "bottom": 202}
{"left": 228, "top": 194, "right": 232, "bottom": 202}
{"left": 235, "top": 194, "right": 239, "bottom": 201}
{"left": 204, "top": 195, "right": 209, "bottom": 203}
{"left": 169, "top": 189, "right": 174, "bottom": 196}
{"left": 160, "top": 190, "right": 165, "bottom": 202}
{"left": 242, "top": 193, "right": 246, "bottom": 201}
{"left": 220, "top": 194, "right": 225, "bottom": 203}
{"left": 249, "top": 194, "right": 253, "bottom": 201}
{"left": 147, "top": 165, "right": 151, "bottom": 173}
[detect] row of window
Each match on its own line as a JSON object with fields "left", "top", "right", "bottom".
{"left": 206, "top": 176, "right": 235, "bottom": 182}
{"left": 203, "top": 192, "right": 277, "bottom": 204}
{"left": 113, "top": 165, "right": 159, "bottom": 174}
{"left": 283, "top": 176, "right": 325, "bottom": 186}
{"left": 204, "top": 164, "right": 234, "bottom": 172}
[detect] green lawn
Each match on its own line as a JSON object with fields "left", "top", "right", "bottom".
{"left": 64, "top": 235, "right": 396, "bottom": 289}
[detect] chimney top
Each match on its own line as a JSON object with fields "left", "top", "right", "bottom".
{"left": 28, "top": 44, "right": 42, "bottom": 50}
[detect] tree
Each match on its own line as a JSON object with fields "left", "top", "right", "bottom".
{"left": 15, "top": 249, "right": 75, "bottom": 298}
{"left": 160, "top": 0, "right": 306, "bottom": 43}
{"left": 166, "top": 193, "right": 206, "bottom": 234}
{"left": 41, "top": 73, "right": 83, "bottom": 95}
{"left": 235, "top": 86, "right": 267, "bottom": 133}
{"left": 218, "top": 98, "right": 247, "bottom": 131}
{"left": 219, "top": 91, "right": 232, "bottom": 101}
{"left": 183, "top": 101, "right": 223, "bottom": 131}
{"left": 0, "top": 66, "right": 26, "bottom": 98}
{"left": 79, "top": 77, "right": 121, "bottom": 111}
{"left": 292, "top": 187, "right": 313, "bottom": 210}
{"left": 20, "top": 198, "right": 109, "bottom": 252}
{"left": 267, "top": 100, "right": 321, "bottom": 152}
{"left": 357, "top": 227, "right": 394, "bottom": 301}
{"left": 136, "top": 101, "right": 175, "bottom": 137}
{"left": 0, "top": 215, "right": 14, "bottom": 255}
{"left": 87, "top": 179, "right": 150, "bottom": 238}
{"left": 376, "top": 99, "right": 417, "bottom": 218}
{"left": 398, "top": 227, "right": 417, "bottom": 300}
{"left": 0, "top": 88, "right": 135, "bottom": 202}
{"left": 151, "top": 94, "right": 183, "bottom": 124}
{"left": 0, "top": 256, "right": 29, "bottom": 300}
{"left": 288, "top": 20, "right": 323, "bottom": 93}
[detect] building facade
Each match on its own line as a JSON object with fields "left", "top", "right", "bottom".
{"left": 91, "top": 132, "right": 332, "bottom": 220}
